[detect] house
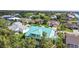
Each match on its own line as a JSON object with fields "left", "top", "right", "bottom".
{"left": 74, "top": 13, "right": 79, "bottom": 26}
{"left": 51, "top": 15, "right": 57, "bottom": 19}
{"left": 24, "top": 19, "right": 45, "bottom": 24}
{"left": 67, "top": 13, "right": 75, "bottom": 20}
{"left": 66, "top": 12, "right": 75, "bottom": 20}
{"left": 20, "top": 18, "right": 31, "bottom": 24}
{"left": 2, "top": 15, "right": 20, "bottom": 21}
{"left": 21, "top": 18, "right": 45, "bottom": 24}
{"left": 8, "top": 17, "right": 20, "bottom": 21}
{"left": 65, "top": 30, "right": 79, "bottom": 48}
{"left": 14, "top": 13, "right": 21, "bottom": 17}
{"left": 48, "top": 20, "right": 60, "bottom": 27}
{"left": 66, "top": 23, "right": 78, "bottom": 29}
{"left": 67, "top": 14, "right": 75, "bottom": 19}
{"left": 8, "top": 22, "right": 25, "bottom": 32}
{"left": 31, "top": 19, "right": 45, "bottom": 24}
{"left": 55, "top": 13, "right": 61, "bottom": 16}
{"left": 74, "top": 13, "right": 79, "bottom": 19}
{"left": 23, "top": 24, "right": 31, "bottom": 33}
{"left": 2, "top": 15, "right": 12, "bottom": 19}
{"left": 24, "top": 26, "right": 57, "bottom": 39}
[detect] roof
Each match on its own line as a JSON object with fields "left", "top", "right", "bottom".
{"left": 8, "top": 17, "right": 20, "bottom": 20}
{"left": 51, "top": 15, "right": 57, "bottom": 19}
{"left": 2, "top": 15, "right": 20, "bottom": 21}
{"left": 2, "top": 15, "right": 12, "bottom": 18}
{"left": 48, "top": 20, "right": 60, "bottom": 26}
{"left": 55, "top": 13, "right": 61, "bottom": 15}
{"left": 66, "top": 23, "right": 78, "bottom": 29}
{"left": 8, "top": 17, "right": 20, "bottom": 21}
{"left": 74, "top": 13, "right": 79, "bottom": 19}
{"left": 25, "top": 26, "right": 57, "bottom": 39}
{"left": 8, "top": 22, "right": 25, "bottom": 32}
{"left": 67, "top": 14, "right": 75, "bottom": 18}
{"left": 66, "top": 30, "right": 79, "bottom": 45}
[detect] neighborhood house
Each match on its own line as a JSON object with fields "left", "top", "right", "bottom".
{"left": 48, "top": 20, "right": 60, "bottom": 27}
{"left": 24, "top": 26, "right": 57, "bottom": 39}
{"left": 66, "top": 30, "right": 79, "bottom": 48}
{"left": 8, "top": 22, "right": 25, "bottom": 32}
{"left": 2, "top": 15, "right": 20, "bottom": 21}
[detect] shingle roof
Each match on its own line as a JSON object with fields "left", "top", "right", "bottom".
{"left": 66, "top": 31, "right": 79, "bottom": 45}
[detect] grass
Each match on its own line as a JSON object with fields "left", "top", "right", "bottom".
{"left": 65, "top": 28, "right": 73, "bottom": 32}
{"left": 31, "top": 23, "right": 49, "bottom": 28}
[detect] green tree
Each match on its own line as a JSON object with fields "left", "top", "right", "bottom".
{"left": 0, "top": 19, "right": 11, "bottom": 28}
{"left": 23, "top": 13, "right": 33, "bottom": 18}
{"left": 25, "top": 38, "right": 36, "bottom": 48}
{"left": 56, "top": 32, "right": 66, "bottom": 48}
{"left": 40, "top": 39, "right": 54, "bottom": 48}
{"left": 0, "top": 35, "right": 5, "bottom": 48}
{"left": 39, "top": 32, "right": 54, "bottom": 48}
{"left": 9, "top": 33, "right": 24, "bottom": 48}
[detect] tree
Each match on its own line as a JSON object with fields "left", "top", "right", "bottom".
{"left": 25, "top": 38, "right": 36, "bottom": 48}
{"left": 56, "top": 32, "right": 66, "bottom": 48}
{"left": 0, "top": 19, "right": 11, "bottom": 28}
{"left": 57, "top": 24, "right": 66, "bottom": 31}
{"left": 9, "top": 33, "right": 24, "bottom": 48}
{"left": 40, "top": 39, "right": 54, "bottom": 48}
{"left": 22, "top": 13, "right": 33, "bottom": 18}
{"left": 0, "top": 35, "right": 5, "bottom": 48}
{"left": 39, "top": 32, "right": 54, "bottom": 48}
{"left": 31, "top": 15, "right": 40, "bottom": 19}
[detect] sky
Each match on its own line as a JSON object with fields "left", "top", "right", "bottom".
{"left": 0, "top": 0, "right": 79, "bottom": 11}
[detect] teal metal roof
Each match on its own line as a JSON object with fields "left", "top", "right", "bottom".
{"left": 25, "top": 26, "right": 56, "bottom": 39}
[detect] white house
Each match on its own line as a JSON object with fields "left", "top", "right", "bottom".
{"left": 2, "top": 15, "right": 20, "bottom": 21}
{"left": 8, "top": 17, "right": 20, "bottom": 21}
{"left": 51, "top": 15, "right": 57, "bottom": 19}
{"left": 8, "top": 22, "right": 25, "bottom": 32}
{"left": 2, "top": 15, "right": 12, "bottom": 19}
{"left": 67, "top": 14, "right": 75, "bottom": 18}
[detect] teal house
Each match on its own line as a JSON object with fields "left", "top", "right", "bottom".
{"left": 24, "top": 26, "right": 57, "bottom": 39}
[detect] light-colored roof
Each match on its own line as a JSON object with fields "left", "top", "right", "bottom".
{"left": 8, "top": 17, "right": 20, "bottom": 20}
{"left": 51, "top": 15, "right": 57, "bottom": 19}
{"left": 8, "top": 22, "right": 25, "bottom": 32}
{"left": 67, "top": 14, "right": 75, "bottom": 18}
{"left": 55, "top": 13, "right": 61, "bottom": 15}
{"left": 74, "top": 13, "right": 79, "bottom": 19}
{"left": 2, "top": 15, "right": 12, "bottom": 18}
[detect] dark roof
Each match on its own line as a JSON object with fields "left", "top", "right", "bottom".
{"left": 66, "top": 33, "right": 79, "bottom": 45}
{"left": 66, "top": 23, "right": 78, "bottom": 29}
{"left": 48, "top": 20, "right": 60, "bottom": 26}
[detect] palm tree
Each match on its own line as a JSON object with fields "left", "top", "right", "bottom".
{"left": 24, "top": 37, "right": 36, "bottom": 48}
{"left": 39, "top": 32, "right": 54, "bottom": 48}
